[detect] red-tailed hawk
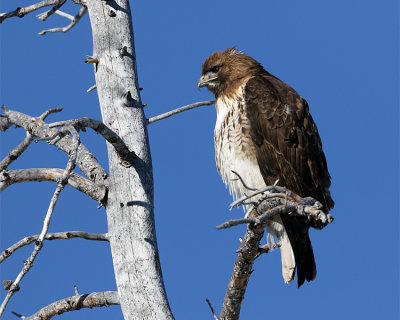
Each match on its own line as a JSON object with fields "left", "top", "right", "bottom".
{"left": 198, "top": 48, "right": 334, "bottom": 287}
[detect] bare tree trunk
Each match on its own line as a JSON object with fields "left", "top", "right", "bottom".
{"left": 86, "top": 1, "right": 174, "bottom": 319}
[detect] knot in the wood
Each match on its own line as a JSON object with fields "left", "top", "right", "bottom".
{"left": 123, "top": 91, "right": 134, "bottom": 107}
{"left": 0, "top": 171, "right": 9, "bottom": 181}
{"left": 120, "top": 46, "right": 128, "bottom": 57}
{"left": 16, "top": 8, "right": 25, "bottom": 18}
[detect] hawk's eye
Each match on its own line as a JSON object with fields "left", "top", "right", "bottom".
{"left": 210, "top": 66, "right": 220, "bottom": 73}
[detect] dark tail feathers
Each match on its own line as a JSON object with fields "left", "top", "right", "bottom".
{"left": 280, "top": 214, "right": 317, "bottom": 288}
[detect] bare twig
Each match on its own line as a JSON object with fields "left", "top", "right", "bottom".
{"left": 36, "top": 0, "right": 67, "bottom": 21}
{"left": 39, "top": 107, "right": 63, "bottom": 120}
{"left": 11, "top": 311, "right": 25, "bottom": 319}
{"left": 0, "top": 133, "right": 35, "bottom": 172}
{"left": 218, "top": 205, "right": 298, "bottom": 230}
{"left": 49, "top": 117, "right": 134, "bottom": 167}
{"left": 230, "top": 170, "right": 257, "bottom": 191}
{"left": 0, "top": 168, "right": 107, "bottom": 202}
{"left": 216, "top": 218, "right": 254, "bottom": 230}
{"left": 0, "top": 0, "right": 63, "bottom": 23}
{"left": 0, "top": 231, "right": 108, "bottom": 264}
{"left": 0, "top": 126, "right": 80, "bottom": 316}
{"left": 72, "top": 0, "right": 87, "bottom": 6}
{"left": 25, "top": 291, "right": 119, "bottom": 320}
{"left": 87, "top": 84, "right": 97, "bottom": 92}
{"left": 1, "top": 107, "right": 108, "bottom": 185}
{"left": 54, "top": 10, "right": 74, "bottom": 21}
{"left": 229, "top": 184, "right": 302, "bottom": 210}
{"left": 206, "top": 299, "right": 218, "bottom": 320}
{"left": 147, "top": 100, "right": 215, "bottom": 124}
{"left": 38, "top": 6, "right": 87, "bottom": 35}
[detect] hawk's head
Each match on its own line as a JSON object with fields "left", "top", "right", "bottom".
{"left": 198, "top": 47, "right": 262, "bottom": 97}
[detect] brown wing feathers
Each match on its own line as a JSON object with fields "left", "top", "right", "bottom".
{"left": 244, "top": 75, "right": 333, "bottom": 287}
{"left": 244, "top": 75, "right": 333, "bottom": 210}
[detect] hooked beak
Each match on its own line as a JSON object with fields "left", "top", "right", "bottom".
{"left": 197, "top": 75, "right": 218, "bottom": 89}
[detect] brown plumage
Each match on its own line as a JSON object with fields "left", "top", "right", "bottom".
{"left": 198, "top": 48, "right": 334, "bottom": 287}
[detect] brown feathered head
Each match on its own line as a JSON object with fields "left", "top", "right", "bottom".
{"left": 198, "top": 47, "right": 263, "bottom": 97}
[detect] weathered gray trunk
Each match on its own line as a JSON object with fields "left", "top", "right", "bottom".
{"left": 86, "top": 1, "right": 174, "bottom": 319}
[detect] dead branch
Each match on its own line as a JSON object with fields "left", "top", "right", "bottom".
{"left": 147, "top": 100, "right": 215, "bottom": 124}
{"left": 0, "top": 126, "right": 80, "bottom": 316}
{"left": 0, "top": 168, "right": 106, "bottom": 203}
{"left": 87, "top": 84, "right": 97, "bottom": 92}
{"left": 206, "top": 299, "right": 218, "bottom": 320}
{"left": 0, "top": 0, "right": 63, "bottom": 23}
{"left": 0, "top": 231, "right": 108, "bottom": 264}
{"left": 49, "top": 117, "right": 134, "bottom": 167}
{"left": 218, "top": 197, "right": 333, "bottom": 230}
{"left": 39, "top": 107, "right": 63, "bottom": 120}
{"left": 229, "top": 184, "right": 303, "bottom": 210}
{"left": 36, "top": 0, "right": 67, "bottom": 21}
{"left": 230, "top": 170, "right": 257, "bottom": 191}
{"left": 38, "top": 6, "right": 87, "bottom": 35}
{"left": 218, "top": 199, "right": 283, "bottom": 320}
{"left": 0, "top": 117, "right": 12, "bottom": 131}
{"left": 72, "top": 0, "right": 87, "bottom": 6}
{"left": 11, "top": 311, "right": 25, "bottom": 319}
{"left": 218, "top": 176, "right": 334, "bottom": 319}
{"left": 54, "top": 10, "right": 74, "bottom": 21}
{"left": 0, "top": 133, "right": 35, "bottom": 171}
{"left": 1, "top": 106, "right": 108, "bottom": 185}
{"left": 23, "top": 291, "right": 119, "bottom": 320}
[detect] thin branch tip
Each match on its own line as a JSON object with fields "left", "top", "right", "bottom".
{"left": 38, "top": 6, "right": 87, "bottom": 35}
{"left": 11, "top": 311, "right": 25, "bottom": 319}
{"left": 206, "top": 299, "right": 218, "bottom": 320}
{"left": 87, "top": 84, "right": 97, "bottom": 92}
{"left": 147, "top": 100, "right": 215, "bottom": 124}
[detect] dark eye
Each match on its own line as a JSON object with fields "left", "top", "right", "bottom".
{"left": 210, "top": 65, "right": 220, "bottom": 73}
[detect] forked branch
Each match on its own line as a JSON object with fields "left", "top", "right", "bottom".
{"left": 50, "top": 117, "right": 134, "bottom": 167}
{"left": 0, "top": 0, "right": 64, "bottom": 23}
{"left": 0, "top": 168, "right": 107, "bottom": 202}
{"left": 36, "top": 0, "right": 67, "bottom": 21}
{"left": 0, "top": 108, "right": 62, "bottom": 171}
{"left": 1, "top": 106, "right": 108, "bottom": 185}
{"left": 38, "top": 6, "right": 87, "bottom": 35}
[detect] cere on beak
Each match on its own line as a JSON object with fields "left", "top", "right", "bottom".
{"left": 197, "top": 74, "right": 218, "bottom": 89}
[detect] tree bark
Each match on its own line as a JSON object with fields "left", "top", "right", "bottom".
{"left": 86, "top": 1, "right": 174, "bottom": 319}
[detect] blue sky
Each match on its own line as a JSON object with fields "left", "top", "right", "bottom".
{"left": 0, "top": 0, "right": 398, "bottom": 319}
